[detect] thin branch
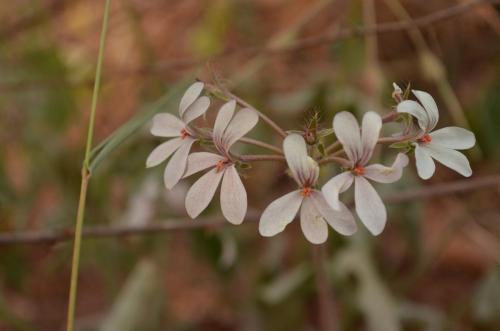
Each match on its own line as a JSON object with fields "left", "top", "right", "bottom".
{"left": 1, "top": 175, "right": 499, "bottom": 246}
{"left": 0, "top": 1, "right": 495, "bottom": 91}
{"left": 204, "top": 83, "right": 288, "bottom": 138}
{"left": 238, "top": 137, "right": 283, "bottom": 155}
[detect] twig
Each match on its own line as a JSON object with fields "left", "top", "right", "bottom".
{"left": 1, "top": 175, "right": 499, "bottom": 246}
{"left": 382, "top": 174, "right": 500, "bottom": 204}
{"left": 238, "top": 137, "right": 283, "bottom": 155}
{"left": 0, "top": 1, "right": 495, "bottom": 92}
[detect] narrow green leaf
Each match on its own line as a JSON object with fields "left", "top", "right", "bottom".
{"left": 89, "top": 80, "right": 192, "bottom": 172}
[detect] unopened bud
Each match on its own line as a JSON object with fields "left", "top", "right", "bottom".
{"left": 392, "top": 82, "right": 403, "bottom": 103}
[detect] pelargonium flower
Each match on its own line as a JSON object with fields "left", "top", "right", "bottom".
{"left": 183, "top": 100, "right": 258, "bottom": 224}
{"left": 146, "top": 82, "right": 210, "bottom": 189}
{"left": 397, "top": 90, "right": 475, "bottom": 180}
{"left": 259, "top": 134, "right": 357, "bottom": 244}
{"left": 322, "top": 111, "right": 409, "bottom": 235}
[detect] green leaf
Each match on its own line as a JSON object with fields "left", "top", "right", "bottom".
{"left": 89, "top": 80, "right": 192, "bottom": 172}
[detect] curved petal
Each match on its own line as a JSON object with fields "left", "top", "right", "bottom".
{"left": 259, "top": 191, "right": 303, "bottom": 237}
{"left": 363, "top": 153, "right": 409, "bottom": 183}
{"left": 220, "top": 165, "right": 247, "bottom": 224}
{"left": 414, "top": 144, "right": 436, "bottom": 180}
{"left": 179, "top": 82, "right": 204, "bottom": 116}
{"left": 354, "top": 176, "right": 386, "bottom": 236}
{"left": 164, "top": 138, "right": 196, "bottom": 189}
{"left": 146, "top": 138, "right": 183, "bottom": 168}
{"left": 182, "top": 96, "right": 210, "bottom": 124}
{"left": 222, "top": 108, "right": 259, "bottom": 150}
{"left": 311, "top": 191, "right": 357, "bottom": 236}
{"left": 397, "top": 100, "right": 429, "bottom": 131}
{"left": 321, "top": 172, "right": 354, "bottom": 210}
{"left": 183, "top": 152, "right": 224, "bottom": 178}
{"left": 413, "top": 90, "right": 439, "bottom": 131}
{"left": 283, "top": 134, "right": 313, "bottom": 186}
{"left": 360, "top": 111, "right": 382, "bottom": 165}
{"left": 424, "top": 144, "right": 472, "bottom": 177}
{"left": 333, "top": 111, "right": 362, "bottom": 163}
{"left": 300, "top": 198, "right": 328, "bottom": 244}
{"left": 151, "top": 113, "right": 184, "bottom": 137}
{"left": 185, "top": 168, "right": 224, "bottom": 219}
{"left": 430, "top": 126, "right": 475, "bottom": 150}
{"left": 213, "top": 100, "right": 236, "bottom": 146}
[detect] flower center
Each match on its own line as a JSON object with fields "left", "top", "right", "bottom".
{"left": 418, "top": 134, "right": 432, "bottom": 144}
{"left": 301, "top": 187, "right": 312, "bottom": 198}
{"left": 215, "top": 159, "right": 230, "bottom": 172}
{"left": 180, "top": 128, "right": 190, "bottom": 139}
{"left": 352, "top": 165, "right": 365, "bottom": 176}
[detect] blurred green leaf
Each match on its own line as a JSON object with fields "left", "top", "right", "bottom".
{"left": 89, "top": 80, "right": 191, "bottom": 172}
{"left": 260, "top": 263, "right": 311, "bottom": 305}
{"left": 473, "top": 265, "right": 500, "bottom": 323}
{"left": 334, "top": 238, "right": 401, "bottom": 331}
{"left": 99, "top": 259, "right": 163, "bottom": 331}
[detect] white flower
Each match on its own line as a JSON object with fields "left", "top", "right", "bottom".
{"left": 259, "top": 134, "right": 357, "bottom": 244}
{"left": 322, "top": 111, "right": 409, "bottom": 235}
{"left": 183, "top": 100, "right": 259, "bottom": 224}
{"left": 397, "top": 90, "right": 475, "bottom": 180}
{"left": 146, "top": 82, "right": 210, "bottom": 189}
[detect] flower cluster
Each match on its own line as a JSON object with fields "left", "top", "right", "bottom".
{"left": 147, "top": 82, "right": 476, "bottom": 244}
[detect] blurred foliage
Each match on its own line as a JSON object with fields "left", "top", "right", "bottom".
{"left": 0, "top": 0, "right": 499, "bottom": 330}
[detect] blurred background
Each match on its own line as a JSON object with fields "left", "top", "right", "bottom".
{"left": 0, "top": 0, "right": 499, "bottom": 330}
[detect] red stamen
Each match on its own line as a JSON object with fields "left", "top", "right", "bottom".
{"left": 216, "top": 159, "right": 229, "bottom": 172}
{"left": 180, "top": 128, "right": 189, "bottom": 139}
{"left": 353, "top": 165, "right": 365, "bottom": 176}
{"left": 301, "top": 187, "right": 312, "bottom": 198}
{"left": 418, "top": 134, "right": 432, "bottom": 144}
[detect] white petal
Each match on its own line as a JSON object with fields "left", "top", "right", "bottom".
{"left": 220, "top": 165, "right": 247, "bottom": 224}
{"left": 183, "top": 152, "right": 224, "bottom": 178}
{"left": 397, "top": 100, "right": 429, "bottom": 131}
{"left": 182, "top": 96, "right": 210, "bottom": 124}
{"left": 283, "top": 134, "right": 315, "bottom": 186}
{"left": 333, "top": 111, "right": 362, "bottom": 163}
{"left": 430, "top": 126, "right": 475, "bottom": 150}
{"left": 414, "top": 144, "right": 436, "bottom": 180}
{"left": 164, "top": 138, "right": 196, "bottom": 189}
{"left": 354, "top": 176, "right": 386, "bottom": 236}
{"left": 179, "top": 82, "right": 204, "bottom": 116}
{"left": 363, "top": 153, "right": 409, "bottom": 183}
{"left": 146, "top": 138, "right": 184, "bottom": 168}
{"left": 321, "top": 172, "right": 354, "bottom": 210}
{"left": 151, "top": 113, "right": 184, "bottom": 137}
{"left": 213, "top": 100, "right": 236, "bottom": 145}
{"left": 412, "top": 90, "right": 439, "bottom": 131}
{"left": 360, "top": 111, "right": 382, "bottom": 165}
{"left": 222, "top": 108, "right": 259, "bottom": 150}
{"left": 300, "top": 198, "right": 328, "bottom": 244}
{"left": 424, "top": 144, "right": 472, "bottom": 177}
{"left": 185, "top": 168, "right": 224, "bottom": 219}
{"left": 311, "top": 191, "right": 357, "bottom": 236}
{"left": 259, "top": 191, "right": 303, "bottom": 237}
